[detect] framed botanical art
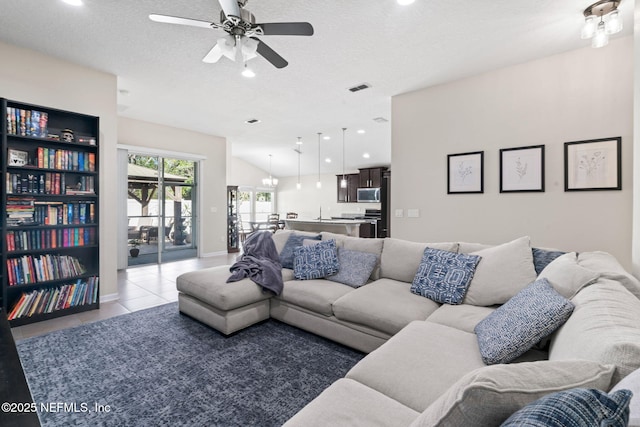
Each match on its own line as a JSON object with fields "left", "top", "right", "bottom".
{"left": 564, "top": 137, "right": 621, "bottom": 191}
{"left": 500, "top": 145, "right": 545, "bottom": 193}
{"left": 447, "top": 151, "right": 484, "bottom": 194}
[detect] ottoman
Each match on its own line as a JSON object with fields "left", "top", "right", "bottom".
{"left": 176, "top": 265, "right": 272, "bottom": 335}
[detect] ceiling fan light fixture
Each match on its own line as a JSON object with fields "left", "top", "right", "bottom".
{"left": 605, "top": 9, "right": 623, "bottom": 34}
{"left": 241, "top": 63, "right": 256, "bottom": 78}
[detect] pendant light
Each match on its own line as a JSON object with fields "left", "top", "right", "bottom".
{"left": 340, "top": 128, "right": 347, "bottom": 189}
{"left": 262, "top": 154, "right": 278, "bottom": 187}
{"left": 316, "top": 132, "right": 322, "bottom": 189}
{"left": 296, "top": 137, "right": 302, "bottom": 190}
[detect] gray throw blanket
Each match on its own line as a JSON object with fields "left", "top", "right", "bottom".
{"left": 227, "top": 231, "right": 284, "bottom": 295}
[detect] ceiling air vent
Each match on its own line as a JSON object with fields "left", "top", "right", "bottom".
{"left": 348, "top": 83, "right": 371, "bottom": 93}
{"left": 245, "top": 118, "right": 261, "bottom": 124}
{"left": 373, "top": 117, "right": 389, "bottom": 123}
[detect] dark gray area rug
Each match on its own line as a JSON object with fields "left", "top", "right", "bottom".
{"left": 17, "top": 302, "right": 364, "bottom": 426}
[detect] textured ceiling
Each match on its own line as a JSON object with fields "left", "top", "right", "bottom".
{"left": 0, "top": 0, "right": 633, "bottom": 177}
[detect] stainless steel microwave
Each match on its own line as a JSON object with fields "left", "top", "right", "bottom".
{"left": 357, "top": 187, "right": 380, "bottom": 203}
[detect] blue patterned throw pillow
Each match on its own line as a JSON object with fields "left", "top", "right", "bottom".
{"left": 327, "top": 249, "right": 378, "bottom": 288}
{"left": 410, "top": 247, "right": 481, "bottom": 304}
{"left": 501, "top": 388, "right": 632, "bottom": 427}
{"left": 532, "top": 248, "right": 566, "bottom": 275}
{"left": 475, "top": 278, "right": 574, "bottom": 365}
{"left": 280, "top": 233, "right": 321, "bottom": 269}
{"left": 293, "top": 239, "right": 339, "bottom": 280}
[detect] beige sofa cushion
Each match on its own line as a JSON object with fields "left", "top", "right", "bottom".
{"left": 577, "top": 251, "right": 640, "bottom": 299}
{"left": 463, "top": 236, "right": 537, "bottom": 306}
{"left": 283, "top": 378, "right": 420, "bottom": 427}
{"left": 276, "top": 279, "right": 353, "bottom": 316}
{"left": 380, "top": 238, "right": 458, "bottom": 283}
{"left": 321, "top": 232, "right": 384, "bottom": 280}
{"left": 272, "top": 230, "right": 320, "bottom": 254}
{"left": 549, "top": 279, "right": 640, "bottom": 384}
{"left": 333, "top": 278, "right": 441, "bottom": 335}
{"left": 538, "top": 252, "right": 599, "bottom": 298}
{"left": 176, "top": 265, "right": 271, "bottom": 311}
{"left": 412, "top": 360, "right": 615, "bottom": 427}
{"left": 346, "top": 321, "right": 485, "bottom": 412}
{"left": 457, "top": 242, "right": 493, "bottom": 253}
{"left": 427, "top": 304, "right": 495, "bottom": 333}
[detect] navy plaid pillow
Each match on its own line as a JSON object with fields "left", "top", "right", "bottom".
{"left": 501, "top": 388, "right": 632, "bottom": 427}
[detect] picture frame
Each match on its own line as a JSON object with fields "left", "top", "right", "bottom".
{"left": 447, "top": 151, "right": 484, "bottom": 194}
{"left": 564, "top": 137, "right": 621, "bottom": 191}
{"left": 500, "top": 145, "right": 545, "bottom": 193}
{"left": 8, "top": 149, "right": 29, "bottom": 167}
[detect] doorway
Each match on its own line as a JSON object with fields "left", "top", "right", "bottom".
{"left": 127, "top": 154, "right": 197, "bottom": 266}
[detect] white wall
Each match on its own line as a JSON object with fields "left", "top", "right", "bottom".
{"left": 118, "top": 117, "right": 227, "bottom": 256}
{"left": 277, "top": 174, "right": 380, "bottom": 220}
{"left": 227, "top": 154, "right": 269, "bottom": 188}
{"left": 632, "top": 1, "right": 640, "bottom": 277}
{"left": 0, "top": 41, "right": 119, "bottom": 297}
{"left": 392, "top": 37, "right": 633, "bottom": 268}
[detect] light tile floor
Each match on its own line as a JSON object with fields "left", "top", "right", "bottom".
{"left": 11, "top": 253, "right": 238, "bottom": 341}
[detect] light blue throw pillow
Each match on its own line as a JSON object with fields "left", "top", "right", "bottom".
{"left": 410, "top": 247, "right": 481, "bottom": 304}
{"left": 280, "top": 233, "right": 321, "bottom": 269}
{"left": 293, "top": 239, "right": 339, "bottom": 280}
{"left": 327, "top": 249, "right": 378, "bottom": 288}
{"left": 501, "top": 388, "right": 632, "bottom": 427}
{"left": 475, "top": 278, "right": 574, "bottom": 365}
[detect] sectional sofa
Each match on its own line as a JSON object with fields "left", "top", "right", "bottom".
{"left": 176, "top": 230, "right": 640, "bottom": 426}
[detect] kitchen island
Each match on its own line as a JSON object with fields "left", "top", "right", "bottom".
{"left": 283, "top": 218, "right": 372, "bottom": 237}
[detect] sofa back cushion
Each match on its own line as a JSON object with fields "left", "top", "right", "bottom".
{"left": 463, "top": 236, "right": 538, "bottom": 306}
{"left": 380, "top": 238, "right": 458, "bottom": 283}
{"left": 538, "top": 252, "right": 599, "bottom": 299}
{"left": 321, "top": 232, "right": 384, "bottom": 280}
{"left": 272, "top": 230, "right": 320, "bottom": 255}
{"left": 549, "top": 279, "right": 640, "bottom": 385}
{"left": 577, "top": 251, "right": 640, "bottom": 299}
{"left": 411, "top": 360, "right": 615, "bottom": 427}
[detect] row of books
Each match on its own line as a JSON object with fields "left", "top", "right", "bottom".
{"left": 7, "top": 277, "right": 99, "bottom": 320}
{"left": 6, "top": 254, "right": 87, "bottom": 286}
{"left": 6, "top": 227, "right": 97, "bottom": 252}
{"left": 6, "top": 107, "right": 48, "bottom": 138}
{"left": 6, "top": 196, "right": 34, "bottom": 226}
{"left": 36, "top": 147, "right": 96, "bottom": 171}
{"left": 33, "top": 201, "right": 96, "bottom": 225}
{"left": 6, "top": 172, "right": 95, "bottom": 195}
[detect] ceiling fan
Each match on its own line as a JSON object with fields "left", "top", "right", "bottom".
{"left": 149, "top": 0, "right": 314, "bottom": 69}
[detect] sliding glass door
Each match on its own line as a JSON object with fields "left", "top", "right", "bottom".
{"left": 127, "top": 155, "right": 197, "bottom": 266}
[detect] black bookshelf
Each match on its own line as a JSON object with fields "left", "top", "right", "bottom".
{"left": 1, "top": 98, "right": 100, "bottom": 326}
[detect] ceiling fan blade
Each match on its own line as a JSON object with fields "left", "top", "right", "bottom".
{"left": 218, "top": 0, "right": 241, "bottom": 18}
{"left": 202, "top": 44, "right": 224, "bottom": 63}
{"left": 149, "top": 14, "right": 213, "bottom": 29}
{"left": 256, "top": 22, "right": 314, "bottom": 36}
{"left": 252, "top": 37, "right": 288, "bottom": 69}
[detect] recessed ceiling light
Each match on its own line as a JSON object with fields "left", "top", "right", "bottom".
{"left": 62, "top": 0, "right": 83, "bottom": 6}
{"left": 323, "top": 136, "right": 331, "bottom": 140}
{"left": 325, "top": 158, "right": 332, "bottom": 163}
{"left": 245, "top": 118, "right": 261, "bottom": 124}
{"left": 357, "top": 129, "right": 365, "bottom": 134}
{"left": 362, "top": 153, "right": 370, "bottom": 159}
{"left": 397, "top": 0, "right": 415, "bottom": 5}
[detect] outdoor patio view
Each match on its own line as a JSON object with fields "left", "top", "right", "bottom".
{"left": 127, "top": 155, "right": 197, "bottom": 266}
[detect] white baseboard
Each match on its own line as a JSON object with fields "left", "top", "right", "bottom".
{"left": 200, "top": 250, "right": 229, "bottom": 258}
{"left": 100, "top": 293, "right": 119, "bottom": 303}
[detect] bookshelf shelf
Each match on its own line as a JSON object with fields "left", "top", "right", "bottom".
{"left": 2, "top": 98, "right": 100, "bottom": 326}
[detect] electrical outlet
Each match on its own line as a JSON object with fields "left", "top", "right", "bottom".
{"left": 395, "top": 209, "right": 403, "bottom": 218}
{"left": 210, "top": 207, "right": 217, "bottom": 213}
{"left": 408, "top": 209, "right": 420, "bottom": 218}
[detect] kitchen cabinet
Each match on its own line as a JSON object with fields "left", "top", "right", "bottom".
{"left": 336, "top": 173, "right": 359, "bottom": 203}
{"left": 359, "top": 167, "right": 386, "bottom": 188}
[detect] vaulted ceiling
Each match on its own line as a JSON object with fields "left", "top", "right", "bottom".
{"left": 0, "top": 0, "right": 632, "bottom": 176}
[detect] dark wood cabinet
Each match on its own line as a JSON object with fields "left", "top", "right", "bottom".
{"left": 336, "top": 173, "right": 359, "bottom": 203}
{"left": 227, "top": 185, "right": 239, "bottom": 253}
{"left": 359, "top": 167, "right": 386, "bottom": 188}
{"left": 1, "top": 98, "right": 100, "bottom": 326}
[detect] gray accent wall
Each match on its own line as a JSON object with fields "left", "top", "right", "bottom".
{"left": 391, "top": 36, "right": 633, "bottom": 268}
